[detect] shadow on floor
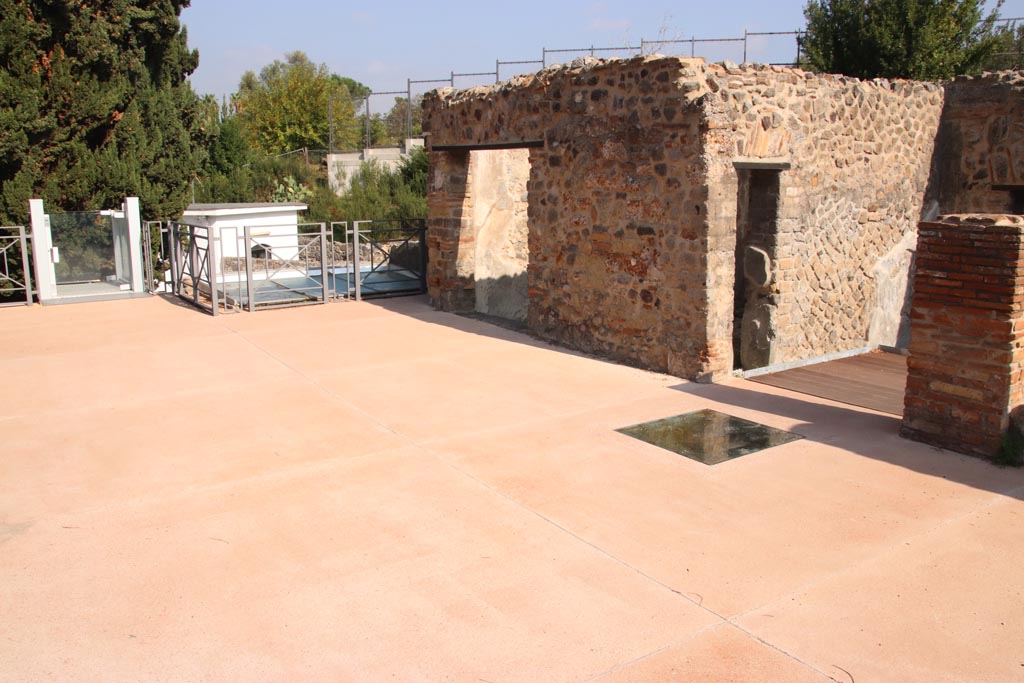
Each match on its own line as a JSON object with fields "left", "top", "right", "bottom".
{"left": 235, "top": 293, "right": 1024, "bottom": 500}
{"left": 673, "top": 379, "right": 1024, "bottom": 501}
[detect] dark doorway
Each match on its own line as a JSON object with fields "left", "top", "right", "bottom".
{"left": 733, "top": 168, "right": 781, "bottom": 371}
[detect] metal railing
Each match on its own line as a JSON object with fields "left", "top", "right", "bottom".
{"left": 237, "top": 222, "right": 331, "bottom": 311}
{"left": 333, "top": 219, "right": 427, "bottom": 300}
{"left": 169, "top": 222, "right": 219, "bottom": 315}
{"left": 0, "top": 226, "right": 33, "bottom": 307}
{"left": 329, "top": 18, "right": 1024, "bottom": 146}
{"left": 143, "top": 220, "right": 173, "bottom": 294}
{"left": 325, "top": 29, "right": 807, "bottom": 147}
{"left": 169, "top": 221, "right": 348, "bottom": 314}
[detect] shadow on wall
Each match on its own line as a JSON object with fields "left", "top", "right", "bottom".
{"left": 475, "top": 273, "right": 528, "bottom": 323}
{"left": 923, "top": 76, "right": 1024, "bottom": 216}
{"left": 885, "top": 75, "right": 1023, "bottom": 351}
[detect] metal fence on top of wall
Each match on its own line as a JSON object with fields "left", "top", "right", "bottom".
{"left": 331, "top": 18, "right": 1024, "bottom": 149}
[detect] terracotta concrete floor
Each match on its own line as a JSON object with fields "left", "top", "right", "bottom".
{"left": 2, "top": 295, "right": 1023, "bottom": 682}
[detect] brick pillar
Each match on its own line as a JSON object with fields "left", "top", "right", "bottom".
{"left": 901, "top": 214, "right": 1024, "bottom": 458}
{"left": 426, "top": 149, "right": 476, "bottom": 312}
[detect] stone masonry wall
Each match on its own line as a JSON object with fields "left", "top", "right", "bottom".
{"left": 426, "top": 56, "right": 715, "bottom": 379}
{"left": 703, "top": 65, "right": 943, "bottom": 368}
{"left": 902, "top": 215, "right": 1024, "bottom": 458}
{"left": 423, "top": 57, "right": 995, "bottom": 381}
{"left": 932, "top": 73, "right": 1024, "bottom": 215}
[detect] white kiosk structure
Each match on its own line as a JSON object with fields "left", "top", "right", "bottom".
{"left": 29, "top": 197, "right": 147, "bottom": 304}
{"left": 181, "top": 202, "right": 308, "bottom": 272}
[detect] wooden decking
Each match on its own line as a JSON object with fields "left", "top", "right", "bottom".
{"left": 747, "top": 350, "right": 908, "bottom": 416}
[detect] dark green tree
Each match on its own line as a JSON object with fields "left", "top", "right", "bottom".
{"left": 194, "top": 113, "right": 256, "bottom": 203}
{"left": 0, "top": 0, "right": 206, "bottom": 223}
{"left": 800, "top": 0, "right": 1005, "bottom": 80}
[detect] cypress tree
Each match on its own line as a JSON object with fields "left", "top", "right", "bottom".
{"left": 0, "top": 1, "right": 207, "bottom": 224}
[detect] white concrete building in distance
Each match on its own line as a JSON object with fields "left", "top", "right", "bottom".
{"left": 327, "top": 138, "right": 424, "bottom": 194}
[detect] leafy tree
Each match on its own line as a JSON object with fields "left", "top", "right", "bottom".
{"left": 234, "top": 51, "right": 366, "bottom": 154}
{"left": 800, "top": 0, "right": 1005, "bottom": 80}
{"left": 358, "top": 113, "right": 391, "bottom": 147}
{"left": 984, "top": 21, "right": 1024, "bottom": 69}
{"left": 0, "top": 0, "right": 206, "bottom": 223}
{"left": 384, "top": 96, "right": 424, "bottom": 143}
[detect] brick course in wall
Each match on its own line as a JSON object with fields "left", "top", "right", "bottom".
{"left": 901, "top": 214, "right": 1024, "bottom": 458}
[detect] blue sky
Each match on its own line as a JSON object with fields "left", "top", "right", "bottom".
{"left": 182, "top": 0, "right": 1023, "bottom": 111}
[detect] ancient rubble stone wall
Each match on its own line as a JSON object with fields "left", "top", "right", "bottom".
{"left": 932, "top": 73, "right": 1024, "bottom": 215}
{"left": 425, "top": 57, "right": 716, "bottom": 378}
{"left": 423, "top": 57, "right": 1012, "bottom": 382}
{"left": 703, "top": 64, "right": 943, "bottom": 369}
{"left": 902, "top": 215, "right": 1024, "bottom": 458}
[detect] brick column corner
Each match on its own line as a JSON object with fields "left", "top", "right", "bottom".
{"left": 901, "top": 214, "right": 1024, "bottom": 461}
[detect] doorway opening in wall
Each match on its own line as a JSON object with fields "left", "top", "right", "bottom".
{"left": 466, "top": 147, "right": 532, "bottom": 325}
{"left": 733, "top": 165, "right": 783, "bottom": 371}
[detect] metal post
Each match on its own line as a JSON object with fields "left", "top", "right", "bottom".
{"left": 743, "top": 30, "right": 748, "bottom": 63}
{"left": 18, "top": 225, "right": 32, "bottom": 305}
{"left": 542, "top": 47, "right": 547, "bottom": 67}
{"left": 328, "top": 95, "right": 334, "bottom": 153}
{"left": 169, "top": 223, "right": 179, "bottom": 295}
{"left": 318, "top": 222, "right": 329, "bottom": 304}
{"left": 124, "top": 197, "right": 144, "bottom": 294}
{"left": 406, "top": 78, "right": 413, "bottom": 141}
{"left": 417, "top": 220, "right": 427, "bottom": 292}
{"left": 142, "top": 221, "right": 154, "bottom": 294}
{"left": 177, "top": 224, "right": 186, "bottom": 298}
{"left": 28, "top": 198, "right": 55, "bottom": 303}
{"left": 243, "top": 225, "right": 255, "bottom": 312}
{"left": 352, "top": 221, "right": 362, "bottom": 302}
{"left": 208, "top": 225, "right": 219, "bottom": 317}
{"left": 496, "top": 59, "right": 500, "bottom": 83}
{"left": 365, "top": 98, "right": 371, "bottom": 149}
{"left": 340, "top": 221, "right": 351, "bottom": 298}
{"left": 189, "top": 226, "right": 198, "bottom": 306}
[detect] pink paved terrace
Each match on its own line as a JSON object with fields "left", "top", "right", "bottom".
{"left": 2, "top": 295, "right": 1024, "bottom": 682}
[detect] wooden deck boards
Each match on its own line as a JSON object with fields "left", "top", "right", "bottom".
{"left": 748, "top": 351, "right": 908, "bottom": 416}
